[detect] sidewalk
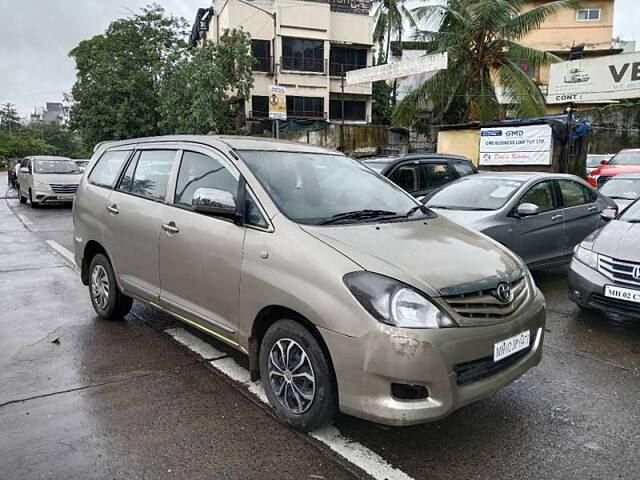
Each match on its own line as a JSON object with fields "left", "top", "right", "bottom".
{"left": 0, "top": 175, "right": 354, "bottom": 480}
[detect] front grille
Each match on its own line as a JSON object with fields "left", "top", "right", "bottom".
{"left": 454, "top": 330, "right": 536, "bottom": 385}
{"left": 49, "top": 183, "right": 78, "bottom": 194}
{"left": 442, "top": 276, "right": 529, "bottom": 321}
{"left": 597, "top": 175, "right": 613, "bottom": 188}
{"left": 588, "top": 294, "right": 640, "bottom": 320}
{"left": 598, "top": 255, "right": 640, "bottom": 289}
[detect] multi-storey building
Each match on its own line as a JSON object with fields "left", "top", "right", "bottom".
{"left": 193, "top": 0, "right": 375, "bottom": 125}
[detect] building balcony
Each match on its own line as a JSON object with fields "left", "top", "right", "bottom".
{"left": 252, "top": 56, "right": 274, "bottom": 74}
{"left": 328, "top": 62, "right": 367, "bottom": 77}
{"left": 281, "top": 57, "right": 327, "bottom": 74}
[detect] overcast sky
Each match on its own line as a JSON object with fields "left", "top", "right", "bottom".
{"left": 1, "top": 0, "right": 638, "bottom": 118}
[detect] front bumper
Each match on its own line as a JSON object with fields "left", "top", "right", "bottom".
{"left": 568, "top": 259, "right": 640, "bottom": 320}
{"left": 33, "top": 190, "right": 75, "bottom": 203}
{"left": 320, "top": 288, "right": 546, "bottom": 426}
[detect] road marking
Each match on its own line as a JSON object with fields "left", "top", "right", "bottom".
{"left": 167, "top": 327, "right": 414, "bottom": 480}
{"left": 18, "top": 214, "right": 33, "bottom": 225}
{"left": 45, "top": 240, "right": 77, "bottom": 266}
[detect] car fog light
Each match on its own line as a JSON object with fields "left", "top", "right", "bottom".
{"left": 391, "top": 383, "right": 429, "bottom": 400}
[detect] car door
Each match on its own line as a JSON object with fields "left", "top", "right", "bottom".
{"left": 556, "top": 179, "right": 601, "bottom": 254}
{"left": 512, "top": 180, "right": 566, "bottom": 266}
{"left": 103, "top": 147, "right": 179, "bottom": 301}
{"left": 158, "top": 147, "right": 245, "bottom": 336}
{"left": 19, "top": 158, "right": 31, "bottom": 196}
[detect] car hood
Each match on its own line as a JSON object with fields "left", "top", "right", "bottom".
{"left": 34, "top": 173, "right": 83, "bottom": 184}
{"left": 427, "top": 208, "right": 497, "bottom": 229}
{"left": 592, "top": 164, "right": 640, "bottom": 176}
{"left": 302, "top": 215, "right": 522, "bottom": 298}
{"left": 583, "top": 220, "right": 640, "bottom": 261}
{"left": 614, "top": 199, "right": 634, "bottom": 212}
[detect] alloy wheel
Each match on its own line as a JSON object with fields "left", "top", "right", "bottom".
{"left": 91, "top": 264, "right": 110, "bottom": 310}
{"left": 268, "top": 338, "right": 316, "bottom": 414}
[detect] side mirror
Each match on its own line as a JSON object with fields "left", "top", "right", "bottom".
{"left": 601, "top": 208, "right": 617, "bottom": 222}
{"left": 20, "top": 167, "right": 29, "bottom": 173}
{"left": 192, "top": 187, "right": 237, "bottom": 219}
{"left": 516, "top": 203, "right": 540, "bottom": 217}
{"left": 600, "top": 159, "right": 608, "bottom": 166}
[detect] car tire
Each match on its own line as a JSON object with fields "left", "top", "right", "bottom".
{"left": 88, "top": 253, "right": 133, "bottom": 320}
{"left": 29, "top": 189, "right": 39, "bottom": 209}
{"left": 259, "top": 319, "right": 337, "bottom": 432}
{"left": 19, "top": 191, "right": 27, "bottom": 204}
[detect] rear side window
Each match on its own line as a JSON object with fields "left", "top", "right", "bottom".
{"left": 88, "top": 150, "right": 131, "bottom": 188}
{"left": 389, "top": 164, "right": 419, "bottom": 192}
{"left": 119, "top": 150, "right": 175, "bottom": 201}
{"left": 558, "top": 180, "right": 594, "bottom": 207}
{"left": 452, "top": 161, "right": 475, "bottom": 178}
{"left": 174, "top": 151, "right": 238, "bottom": 208}
{"left": 421, "top": 163, "right": 453, "bottom": 189}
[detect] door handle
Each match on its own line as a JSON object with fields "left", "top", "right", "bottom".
{"left": 588, "top": 206, "right": 598, "bottom": 212}
{"left": 161, "top": 222, "right": 179, "bottom": 234}
{"left": 551, "top": 214, "right": 563, "bottom": 221}
{"left": 107, "top": 204, "right": 119, "bottom": 214}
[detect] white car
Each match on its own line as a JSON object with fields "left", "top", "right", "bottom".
{"left": 18, "top": 155, "right": 83, "bottom": 208}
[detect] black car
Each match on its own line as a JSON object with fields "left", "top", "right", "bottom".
{"left": 361, "top": 154, "right": 478, "bottom": 199}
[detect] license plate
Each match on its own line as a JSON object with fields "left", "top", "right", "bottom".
{"left": 494, "top": 331, "right": 530, "bottom": 362}
{"left": 57, "top": 195, "right": 73, "bottom": 200}
{"left": 605, "top": 285, "right": 640, "bottom": 304}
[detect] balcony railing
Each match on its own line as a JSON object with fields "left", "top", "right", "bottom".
{"left": 249, "top": 110, "right": 269, "bottom": 119}
{"left": 287, "top": 110, "right": 327, "bottom": 120}
{"left": 281, "top": 57, "right": 327, "bottom": 74}
{"left": 252, "top": 56, "right": 273, "bottom": 73}
{"left": 329, "top": 62, "right": 367, "bottom": 77}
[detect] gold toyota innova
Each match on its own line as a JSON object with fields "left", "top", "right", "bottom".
{"left": 73, "top": 136, "right": 546, "bottom": 431}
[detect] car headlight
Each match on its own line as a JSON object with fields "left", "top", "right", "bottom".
{"left": 34, "top": 181, "right": 51, "bottom": 190}
{"left": 574, "top": 245, "right": 598, "bottom": 270}
{"left": 343, "top": 271, "right": 456, "bottom": 329}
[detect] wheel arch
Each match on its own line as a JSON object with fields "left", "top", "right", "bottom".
{"left": 81, "top": 240, "right": 110, "bottom": 286}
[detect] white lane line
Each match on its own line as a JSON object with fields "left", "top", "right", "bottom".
{"left": 45, "top": 240, "right": 77, "bottom": 266}
{"left": 164, "top": 328, "right": 414, "bottom": 480}
{"left": 165, "top": 327, "right": 227, "bottom": 360}
{"left": 18, "top": 214, "right": 33, "bottom": 225}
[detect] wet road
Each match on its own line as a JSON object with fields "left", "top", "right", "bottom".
{"left": 1, "top": 175, "right": 639, "bottom": 479}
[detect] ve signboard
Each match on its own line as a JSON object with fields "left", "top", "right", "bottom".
{"left": 268, "top": 85, "right": 287, "bottom": 120}
{"left": 547, "top": 51, "right": 640, "bottom": 104}
{"left": 479, "top": 124, "right": 553, "bottom": 166}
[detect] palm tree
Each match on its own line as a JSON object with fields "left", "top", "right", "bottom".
{"left": 372, "top": 0, "right": 417, "bottom": 63}
{"left": 393, "top": 0, "right": 582, "bottom": 125}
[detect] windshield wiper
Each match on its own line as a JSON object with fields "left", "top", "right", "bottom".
{"left": 320, "top": 209, "right": 398, "bottom": 225}
{"left": 608, "top": 196, "right": 635, "bottom": 200}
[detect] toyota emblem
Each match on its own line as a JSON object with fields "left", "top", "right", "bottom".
{"left": 495, "top": 283, "right": 513, "bottom": 303}
{"left": 633, "top": 266, "right": 640, "bottom": 281}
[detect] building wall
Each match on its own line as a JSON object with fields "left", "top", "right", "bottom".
{"left": 437, "top": 130, "right": 480, "bottom": 165}
{"left": 209, "top": 0, "right": 374, "bottom": 124}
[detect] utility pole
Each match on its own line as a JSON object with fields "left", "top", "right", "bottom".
{"left": 564, "top": 44, "right": 584, "bottom": 173}
{"left": 341, "top": 65, "right": 345, "bottom": 151}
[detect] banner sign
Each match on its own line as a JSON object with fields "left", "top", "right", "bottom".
{"left": 330, "top": 0, "right": 371, "bottom": 15}
{"left": 479, "top": 124, "right": 553, "bottom": 166}
{"left": 547, "top": 51, "right": 640, "bottom": 104}
{"left": 345, "top": 52, "right": 447, "bottom": 85}
{"left": 268, "top": 85, "right": 287, "bottom": 120}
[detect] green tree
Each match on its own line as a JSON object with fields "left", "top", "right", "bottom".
{"left": 372, "top": 81, "right": 393, "bottom": 125}
{"left": 158, "top": 29, "right": 254, "bottom": 134}
{"left": 393, "top": 0, "right": 581, "bottom": 126}
{"left": 24, "top": 122, "right": 89, "bottom": 158}
{"left": 0, "top": 131, "right": 56, "bottom": 158}
{"left": 68, "top": 4, "right": 188, "bottom": 148}
{"left": 0, "top": 103, "right": 23, "bottom": 132}
{"left": 373, "top": 0, "right": 417, "bottom": 63}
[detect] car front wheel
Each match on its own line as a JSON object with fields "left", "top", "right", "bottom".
{"left": 260, "top": 319, "right": 337, "bottom": 432}
{"left": 89, "top": 253, "right": 133, "bottom": 320}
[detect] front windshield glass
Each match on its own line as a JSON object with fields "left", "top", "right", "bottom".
{"left": 427, "top": 177, "right": 524, "bottom": 210}
{"left": 239, "top": 151, "right": 420, "bottom": 225}
{"left": 34, "top": 160, "right": 81, "bottom": 174}
{"left": 587, "top": 155, "right": 608, "bottom": 168}
{"left": 608, "top": 151, "right": 640, "bottom": 166}
{"left": 619, "top": 200, "right": 640, "bottom": 222}
{"left": 600, "top": 178, "right": 640, "bottom": 200}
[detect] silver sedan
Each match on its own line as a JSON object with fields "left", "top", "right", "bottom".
{"left": 425, "top": 172, "right": 616, "bottom": 269}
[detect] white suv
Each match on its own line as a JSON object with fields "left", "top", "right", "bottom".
{"left": 18, "top": 156, "right": 83, "bottom": 208}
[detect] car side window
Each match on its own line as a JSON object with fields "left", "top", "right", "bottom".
{"left": 118, "top": 150, "right": 175, "bottom": 201}
{"left": 174, "top": 150, "right": 239, "bottom": 208}
{"left": 558, "top": 180, "right": 593, "bottom": 207}
{"left": 88, "top": 150, "right": 132, "bottom": 188}
{"left": 421, "top": 163, "right": 453, "bottom": 189}
{"left": 519, "top": 181, "right": 555, "bottom": 212}
{"left": 452, "top": 161, "right": 475, "bottom": 178}
{"left": 389, "top": 164, "right": 419, "bottom": 192}
{"left": 245, "top": 191, "right": 268, "bottom": 228}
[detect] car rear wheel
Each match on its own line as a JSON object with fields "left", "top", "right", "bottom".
{"left": 89, "top": 253, "right": 133, "bottom": 320}
{"left": 259, "top": 319, "right": 337, "bottom": 432}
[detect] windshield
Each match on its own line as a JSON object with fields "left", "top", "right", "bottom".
{"left": 587, "top": 155, "right": 609, "bottom": 168}
{"left": 427, "top": 176, "right": 524, "bottom": 210}
{"left": 363, "top": 161, "right": 388, "bottom": 173}
{"left": 600, "top": 178, "right": 640, "bottom": 201}
{"left": 239, "top": 151, "right": 420, "bottom": 225}
{"left": 608, "top": 151, "right": 640, "bottom": 166}
{"left": 34, "top": 160, "right": 81, "bottom": 174}
{"left": 619, "top": 199, "right": 640, "bottom": 222}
